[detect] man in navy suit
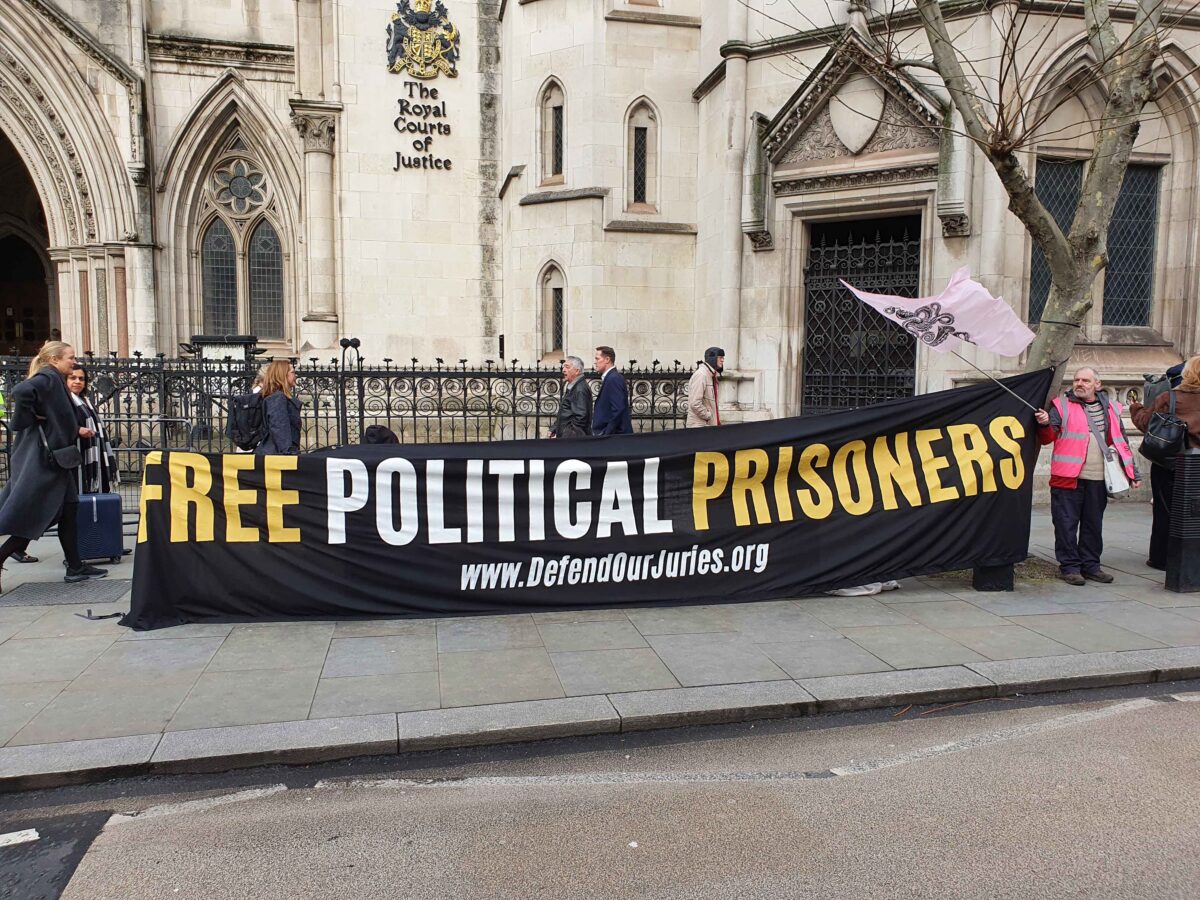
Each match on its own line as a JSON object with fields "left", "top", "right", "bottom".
{"left": 590, "top": 345, "right": 633, "bottom": 435}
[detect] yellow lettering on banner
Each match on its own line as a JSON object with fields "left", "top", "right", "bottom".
{"left": 948, "top": 423, "right": 997, "bottom": 496}
{"left": 223, "top": 455, "right": 260, "bottom": 542}
{"left": 774, "top": 445, "right": 795, "bottom": 522}
{"left": 915, "top": 429, "right": 960, "bottom": 504}
{"left": 989, "top": 416, "right": 1026, "bottom": 489}
{"left": 731, "top": 449, "right": 771, "bottom": 526}
{"left": 873, "top": 434, "right": 922, "bottom": 510}
{"left": 264, "top": 456, "right": 301, "bottom": 542}
{"left": 832, "top": 440, "right": 873, "bottom": 516}
{"left": 692, "top": 452, "right": 729, "bottom": 531}
{"left": 137, "top": 451, "right": 164, "bottom": 543}
{"left": 795, "top": 443, "right": 833, "bottom": 520}
{"left": 169, "top": 453, "right": 214, "bottom": 542}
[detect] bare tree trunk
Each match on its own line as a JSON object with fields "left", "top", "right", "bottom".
{"left": 912, "top": 0, "right": 1162, "bottom": 393}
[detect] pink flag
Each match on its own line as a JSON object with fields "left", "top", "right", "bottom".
{"left": 840, "top": 267, "right": 1035, "bottom": 357}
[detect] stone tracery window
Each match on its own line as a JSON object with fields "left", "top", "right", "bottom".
{"left": 197, "top": 142, "right": 287, "bottom": 341}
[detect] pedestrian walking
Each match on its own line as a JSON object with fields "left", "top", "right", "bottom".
{"left": 550, "top": 355, "right": 592, "bottom": 438}
{"left": 66, "top": 365, "right": 120, "bottom": 495}
{"left": 1035, "top": 367, "right": 1140, "bottom": 585}
{"left": 362, "top": 424, "right": 400, "bottom": 444}
{"left": 1129, "top": 355, "right": 1200, "bottom": 569}
{"left": 0, "top": 341, "right": 108, "bottom": 590}
{"left": 686, "top": 346, "right": 724, "bottom": 428}
{"left": 255, "top": 360, "right": 302, "bottom": 455}
{"left": 591, "top": 346, "right": 632, "bottom": 435}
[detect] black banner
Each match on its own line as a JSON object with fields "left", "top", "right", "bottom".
{"left": 123, "top": 370, "right": 1054, "bottom": 629}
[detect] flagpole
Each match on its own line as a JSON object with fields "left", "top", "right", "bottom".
{"left": 948, "top": 348, "right": 1041, "bottom": 413}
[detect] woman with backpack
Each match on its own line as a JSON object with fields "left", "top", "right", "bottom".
{"left": 1130, "top": 356, "right": 1200, "bottom": 570}
{"left": 0, "top": 341, "right": 108, "bottom": 591}
{"left": 255, "top": 360, "right": 302, "bottom": 455}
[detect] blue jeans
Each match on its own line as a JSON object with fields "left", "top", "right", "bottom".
{"left": 1051, "top": 479, "right": 1108, "bottom": 574}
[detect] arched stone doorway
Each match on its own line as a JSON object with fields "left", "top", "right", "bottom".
{"left": 0, "top": 129, "right": 54, "bottom": 355}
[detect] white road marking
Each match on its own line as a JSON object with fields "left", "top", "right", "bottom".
{"left": 1170, "top": 692, "right": 1200, "bottom": 702}
{"left": 0, "top": 828, "right": 40, "bottom": 848}
{"left": 830, "top": 698, "right": 1159, "bottom": 776}
{"left": 108, "top": 785, "right": 288, "bottom": 825}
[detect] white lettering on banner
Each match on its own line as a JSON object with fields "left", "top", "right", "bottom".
{"left": 596, "top": 461, "right": 637, "bottom": 539}
{"left": 553, "top": 460, "right": 593, "bottom": 540}
{"left": 425, "top": 460, "right": 462, "bottom": 544}
{"left": 466, "top": 460, "right": 484, "bottom": 544}
{"left": 376, "top": 458, "right": 419, "bottom": 546}
{"left": 488, "top": 460, "right": 524, "bottom": 543}
{"left": 326, "top": 459, "right": 369, "bottom": 544}
{"left": 322, "top": 457, "right": 673, "bottom": 546}
{"left": 642, "top": 458, "right": 673, "bottom": 535}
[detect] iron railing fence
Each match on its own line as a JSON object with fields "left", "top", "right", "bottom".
{"left": 0, "top": 352, "right": 692, "bottom": 506}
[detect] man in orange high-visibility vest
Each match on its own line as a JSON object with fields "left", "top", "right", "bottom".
{"left": 1034, "top": 367, "right": 1140, "bottom": 586}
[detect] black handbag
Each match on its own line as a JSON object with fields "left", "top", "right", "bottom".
{"left": 1138, "top": 391, "right": 1188, "bottom": 470}
{"left": 38, "top": 425, "right": 83, "bottom": 470}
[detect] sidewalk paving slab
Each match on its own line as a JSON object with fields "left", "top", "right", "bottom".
{"left": 798, "top": 666, "right": 995, "bottom": 712}
{"left": 151, "top": 714, "right": 397, "bottom": 775}
{"left": 0, "top": 734, "right": 160, "bottom": 790}
{"left": 608, "top": 681, "right": 816, "bottom": 731}
{"left": 396, "top": 696, "right": 620, "bottom": 752}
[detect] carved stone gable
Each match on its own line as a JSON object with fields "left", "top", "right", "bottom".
{"left": 778, "top": 95, "right": 937, "bottom": 167}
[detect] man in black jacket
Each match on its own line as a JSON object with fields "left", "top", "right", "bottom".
{"left": 550, "top": 355, "right": 592, "bottom": 438}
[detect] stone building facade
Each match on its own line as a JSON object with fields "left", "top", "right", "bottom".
{"left": 1, "top": 0, "right": 1196, "bottom": 419}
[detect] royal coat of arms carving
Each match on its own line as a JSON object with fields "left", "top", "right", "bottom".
{"left": 387, "top": 0, "right": 460, "bottom": 79}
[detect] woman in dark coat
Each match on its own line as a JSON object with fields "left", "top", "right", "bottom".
{"left": 255, "top": 359, "right": 302, "bottom": 455}
{"left": 66, "top": 364, "right": 120, "bottom": 495}
{"left": 0, "top": 341, "right": 108, "bottom": 590}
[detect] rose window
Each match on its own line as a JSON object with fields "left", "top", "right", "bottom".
{"left": 211, "top": 159, "right": 267, "bottom": 215}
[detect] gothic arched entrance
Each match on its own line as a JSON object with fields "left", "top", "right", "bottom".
{"left": 0, "top": 129, "right": 53, "bottom": 356}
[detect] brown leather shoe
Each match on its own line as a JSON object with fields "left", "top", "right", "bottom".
{"left": 1060, "top": 572, "right": 1086, "bottom": 586}
{"left": 1083, "top": 570, "right": 1114, "bottom": 584}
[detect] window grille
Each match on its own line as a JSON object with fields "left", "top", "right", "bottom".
{"left": 201, "top": 218, "right": 238, "bottom": 334}
{"left": 552, "top": 105, "right": 564, "bottom": 177}
{"left": 552, "top": 286, "right": 564, "bottom": 351}
{"left": 1028, "top": 159, "right": 1083, "bottom": 324}
{"left": 633, "top": 127, "right": 648, "bottom": 204}
{"left": 248, "top": 220, "right": 284, "bottom": 340}
{"left": 1103, "top": 165, "right": 1159, "bottom": 326}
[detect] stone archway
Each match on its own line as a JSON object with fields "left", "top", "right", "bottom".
{"left": 0, "top": 129, "right": 54, "bottom": 355}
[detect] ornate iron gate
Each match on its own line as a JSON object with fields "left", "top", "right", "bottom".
{"left": 801, "top": 217, "right": 920, "bottom": 415}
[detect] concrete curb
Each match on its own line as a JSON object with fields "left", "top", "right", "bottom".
{"left": 3, "top": 647, "right": 1199, "bottom": 792}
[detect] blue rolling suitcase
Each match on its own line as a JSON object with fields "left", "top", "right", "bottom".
{"left": 76, "top": 492, "right": 125, "bottom": 564}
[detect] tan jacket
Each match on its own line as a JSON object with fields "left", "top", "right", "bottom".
{"left": 686, "top": 363, "right": 719, "bottom": 427}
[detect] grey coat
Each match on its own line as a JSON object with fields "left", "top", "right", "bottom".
{"left": 255, "top": 391, "right": 302, "bottom": 455}
{"left": 0, "top": 367, "right": 79, "bottom": 540}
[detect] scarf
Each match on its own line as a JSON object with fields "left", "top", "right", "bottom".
{"left": 70, "top": 392, "right": 119, "bottom": 494}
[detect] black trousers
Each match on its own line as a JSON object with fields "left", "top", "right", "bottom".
{"left": 1148, "top": 464, "right": 1176, "bottom": 569}
{"left": 0, "top": 500, "right": 83, "bottom": 570}
{"left": 1051, "top": 479, "right": 1108, "bottom": 574}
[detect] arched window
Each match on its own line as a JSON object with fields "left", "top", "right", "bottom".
{"left": 541, "top": 265, "right": 565, "bottom": 356}
{"left": 540, "top": 81, "right": 565, "bottom": 185}
{"left": 626, "top": 101, "right": 658, "bottom": 211}
{"left": 201, "top": 218, "right": 238, "bottom": 334}
{"left": 248, "top": 220, "right": 284, "bottom": 339}
{"left": 196, "top": 143, "right": 290, "bottom": 341}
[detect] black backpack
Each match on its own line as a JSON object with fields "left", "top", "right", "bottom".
{"left": 227, "top": 391, "right": 266, "bottom": 451}
{"left": 1138, "top": 390, "right": 1189, "bottom": 470}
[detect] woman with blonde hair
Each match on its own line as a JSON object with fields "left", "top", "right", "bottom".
{"left": 1131, "top": 355, "right": 1200, "bottom": 569}
{"left": 0, "top": 341, "right": 108, "bottom": 590}
{"left": 255, "top": 359, "right": 302, "bottom": 455}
